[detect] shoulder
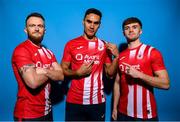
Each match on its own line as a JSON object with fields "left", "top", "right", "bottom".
{"left": 98, "top": 38, "right": 106, "bottom": 43}
{"left": 13, "top": 41, "right": 30, "bottom": 55}
{"left": 145, "top": 44, "right": 163, "bottom": 59}
{"left": 65, "top": 36, "right": 83, "bottom": 47}
{"left": 12, "top": 41, "right": 32, "bottom": 62}
{"left": 145, "top": 44, "right": 161, "bottom": 54}
{"left": 68, "top": 36, "right": 82, "bottom": 43}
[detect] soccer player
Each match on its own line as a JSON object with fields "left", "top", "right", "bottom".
{"left": 12, "top": 12, "right": 64, "bottom": 121}
{"left": 112, "top": 17, "right": 170, "bottom": 121}
{"left": 61, "top": 8, "right": 119, "bottom": 121}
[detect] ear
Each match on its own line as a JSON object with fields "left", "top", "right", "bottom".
{"left": 140, "top": 29, "right": 142, "bottom": 35}
{"left": 98, "top": 22, "right": 101, "bottom": 28}
{"left": 82, "top": 20, "right": 84, "bottom": 25}
{"left": 24, "top": 27, "right": 27, "bottom": 34}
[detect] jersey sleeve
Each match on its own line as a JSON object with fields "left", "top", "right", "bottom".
{"left": 52, "top": 54, "right": 57, "bottom": 63}
{"left": 51, "top": 54, "right": 57, "bottom": 63}
{"left": 150, "top": 48, "right": 166, "bottom": 71}
{"left": 12, "top": 47, "right": 34, "bottom": 69}
{"left": 62, "top": 42, "right": 71, "bottom": 62}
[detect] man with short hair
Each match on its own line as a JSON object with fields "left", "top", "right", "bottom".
{"left": 112, "top": 17, "right": 170, "bottom": 121}
{"left": 12, "top": 12, "right": 64, "bottom": 121}
{"left": 62, "top": 8, "right": 119, "bottom": 121}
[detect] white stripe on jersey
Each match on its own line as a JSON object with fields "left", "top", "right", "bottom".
{"left": 137, "top": 44, "right": 146, "bottom": 59}
{"left": 147, "top": 90, "right": 153, "bottom": 118}
{"left": 44, "top": 84, "right": 51, "bottom": 115}
{"left": 130, "top": 50, "right": 136, "bottom": 59}
{"left": 88, "top": 42, "right": 96, "bottom": 50}
{"left": 38, "top": 48, "right": 45, "bottom": 57}
{"left": 100, "top": 70, "right": 105, "bottom": 103}
{"left": 42, "top": 47, "right": 52, "bottom": 59}
{"left": 92, "top": 72, "right": 98, "bottom": 104}
{"left": 47, "top": 49, "right": 54, "bottom": 56}
{"left": 127, "top": 85, "right": 134, "bottom": 117}
{"left": 148, "top": 47, "right": 154, "bottom": 59}
{"left": 83, "top": 75, "right": 91, "bottom": 104}
{"left": 137, "top": 85, "right": 143, "bottom": 118}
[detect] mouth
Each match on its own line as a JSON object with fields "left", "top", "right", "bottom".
{"left": 128, "top": 34, "right": 136, "bottom": 38}
{"left": 33, "top": 32, "right": 40, "bottom": 34}
{"left": 33, "top": 32, "right": 41, "bottom": 36}
{"left": 128, "top": 33, "right": 135, "bottom": 36}
{"left": 88, "top": 30, "right": 95, "bottom": 34}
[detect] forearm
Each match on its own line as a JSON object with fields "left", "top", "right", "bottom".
{"left": 139, "top": 71, "right": 170, "bottom": 89}
{"left": 107, "top": 57, "right": 119, "bottom": 77}
{"left": 20, "top": 66, "right": 48, "bottom": 89}
{"left": 23, "top": 71, "right": 48, "bottom": 89}
{"left": 113, "top": 82, "right": 120, "bottom": 110}
{"left": 123, "top": 63, "right": 170, "bottom": 90}
{"left": 34, "top": 73, "right": 49, "bottom": 86}
{"left": 45, "top": 69, "right": 64, "bottom": 81}
{"left": 63, "top": 68, "right": 80, "bottom": 78}
{"left": 62, "top": 61, "right": 93, "bottom": 79}
{"left": 62, "top": 61, "right": 80, "bottom": 78}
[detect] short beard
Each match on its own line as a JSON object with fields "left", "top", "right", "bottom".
{"left": 84, "top": 31, "right": 96, "bottom": 40}
{"left": 28, "top": 34, "right": 44, "bottom": 45}
{"left": 127, "top": 36, "right": 138, "bottom": 43}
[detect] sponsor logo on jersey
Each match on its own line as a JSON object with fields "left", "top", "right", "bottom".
{"left": 35, "top": 61, "right": 51, "bottom": 68}
{"left": 75, "top": 54, "right": 100, "bottom": 64}
{"left": 119, "top": 63, "right": 140, "bottom": 72}
{"left": 77, "top": 46, "right": 84, "bottom": 49}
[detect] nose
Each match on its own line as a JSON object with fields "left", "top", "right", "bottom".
{"left": 129, "top": 27, "right": 133, "bottom": 32}
{"left": 34, "top": 26, "right": 39, "bottom": 31}
{"left": 90, "top": 23, "right": 94, "bottom": 29}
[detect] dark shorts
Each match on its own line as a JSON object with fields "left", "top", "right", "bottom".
{"left": 117, "top": 112, "right": 159, "bottom": 121}
{"left": 14, "top": 111, "right": 53, "bottom": 121}
{"left": 65, "top": 102, "right": 105, "bottom": 121}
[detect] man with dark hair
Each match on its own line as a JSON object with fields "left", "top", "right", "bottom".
{"left": 83, "top": 8, "right": 102, "bottom": 20}
{"left": 12, "top": 12, "right": 64, "bottom": 121}
{"left": 62, "top": 8, "right": 119, "bottom": 121}
{"left": 112, "top": 17, "right": 170, "bottom": 121}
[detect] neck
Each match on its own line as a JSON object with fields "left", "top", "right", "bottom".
{"left": 83, "top": 33, "right": 96, "bottom": 41}
{"left": 28, "top": 39, "right": 41, "bottom": 47}
{"left": 128, "top": 39, "right": 142, "bottom": 49}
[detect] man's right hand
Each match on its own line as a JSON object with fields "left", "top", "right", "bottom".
{"left": 76, "top": 60, "right": 94, "bottom": 77}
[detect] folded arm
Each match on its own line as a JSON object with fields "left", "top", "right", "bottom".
{"left": 19, "top": 64, "right": 48, "bottom": 89}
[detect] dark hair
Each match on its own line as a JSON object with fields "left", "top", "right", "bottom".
{"left": 122, "top": 17, "right": 142, "bottom": 30}
{"left": 25, "top": 12, "right": 45, "bottom": 26}
{"left": 83, "top": 8, "right": 102, "bottom": 20}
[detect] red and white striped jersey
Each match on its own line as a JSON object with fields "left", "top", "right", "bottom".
{"left": 62, "top": 36, "right": 111, "bottom": 105}
{"left": 118, "top": 43, "right": 166, "bottom": 119}
{"left": 12, "top": 40, "right": 56, "bottom": 119}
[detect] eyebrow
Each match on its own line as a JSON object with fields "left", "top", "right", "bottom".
{"left": 86, "top": 19, "right": 100, "bottom": 24}
{"left": 124, "top": 24, "right": 139, "bottom": 28}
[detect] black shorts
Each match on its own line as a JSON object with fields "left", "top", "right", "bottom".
{"left": 117, "top": 112, "right": 159, "bottom": 121}
{"left": 65, "top": 102, "right": 105, "bottom": 121}
{"left": 14, "top": 111, "right": 53, "bottom": 121}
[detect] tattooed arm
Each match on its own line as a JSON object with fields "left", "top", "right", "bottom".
{"left": 42, "top": 62, "right": 64, "bottom": 81}
{"left": 19, "top": 64, "right": 48, "bottom": 89}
